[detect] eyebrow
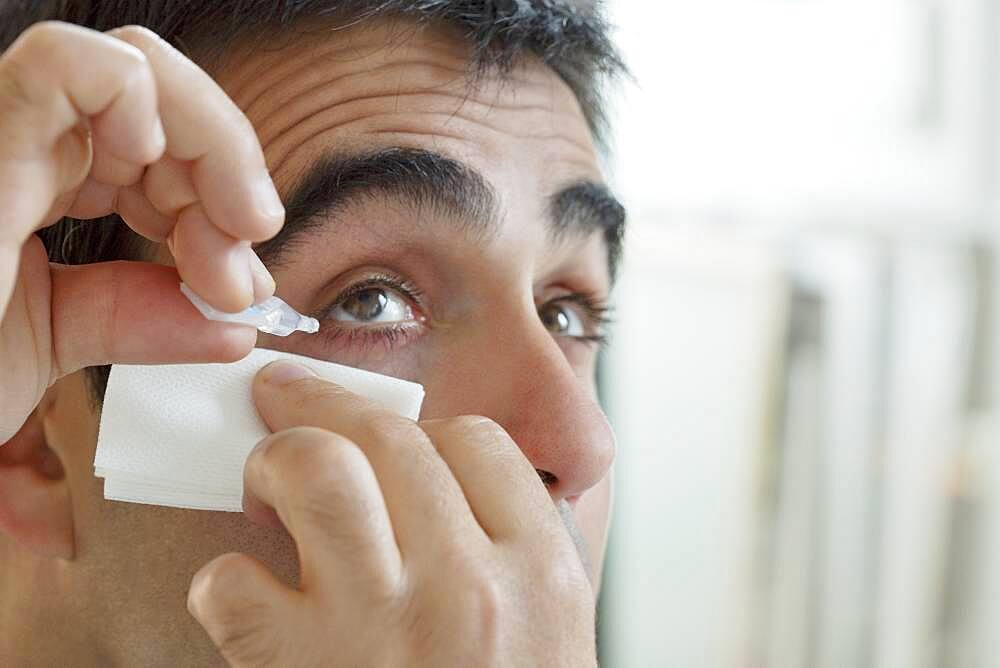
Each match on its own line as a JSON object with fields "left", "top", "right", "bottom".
{"left": 254, "top": 147, "right": 626, "bottom": 278}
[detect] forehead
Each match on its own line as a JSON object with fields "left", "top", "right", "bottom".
{"left": 212, "top": 20, "right": 603, "bottom": 203}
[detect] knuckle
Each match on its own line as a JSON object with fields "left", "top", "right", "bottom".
{"left": 104, "top": 26, "right": 157, "bottom": 78}
{"left": 537, "top": 551, "right": 593, "bottom": 607}
{"left": 433, "top": 415, "right": 515, "bottom": 456}
{"left": 254, "top": 426, "right": 370, "bottom": 505}
{"left": 367, "top": 413, "right": 427, "bottom": 449}
{"left": 15, "top": 21, "right": 69, "bottom": 54}
{"left": 451, "top": 415, "right": 511, "bottom": 442}
{"left": 107, "top": 24, "right": 159, "bottom": 50}
{"left": 189, "top": 558, "right": 265, "bottom": 632}
{"left": 469, "top": 574, "right": 504, "bottom": 635}
{"left": 453, "top": 569, "right": 505, "bottom": 654}
{"left": 116, "top": 49, "right": 153, "bottom": 83}
{"left": 0, "top": 25, "right": 61, "bottom": 110}
{"left": 188, "top": 555, "right": 282, "bottom": 666}
{"left": 257, "top": 428, "right": 384, "bottom": 543}
{"left": 188, "top": 554, "right": 250, "bottom": 614}
{"left": 400, "top": 567, "right": 504, "bottom": 661}
{"left": 256, "top": 425, "right": 356, "bottom": 478}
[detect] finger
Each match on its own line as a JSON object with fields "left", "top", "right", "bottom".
{"left": 188, "top": 552, "right": 300, "bottom": 668}
{"left": 63, "top": 177, "right": 117, "bottom": 220}
{"left": 168, "top": 205, "right": 255, "bottom": 313}
{"left": 115, "top": 184, "right": 175, "bottom": 242}
{"left": 252, "top": 362, "right": 482, "bottom": 556}
{"left": 243, "top": 426, "right": 403, "bottom": 596}
{"left": 89, "top": 146, "right": 144, "bottom": 187}
{"left": 248, "top": 250, "right": 277, "bottom": 302}
{"left": 49, "top": 121, "right": 93, "bottom": 202}
{"left": 419, "top": 417, "right": 556, "bottom": 541}
{"left": 107, "top": 26, "right": 283, "bottom": 244}
{"left": 141, "top": 155, "right": 197, "bottom": 219}
{"left": 0, "top": 21, "right": 163, "bottom": 245}
{"left": 48, "top": 259, "right": 257, "bottom": 378}
{"left": 45, "top": 126, "right": 103, "bottom": 224}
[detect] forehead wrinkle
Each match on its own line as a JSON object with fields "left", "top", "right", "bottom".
{"left": 257, "top": 79, "right": 596, "bottom": 171}
{"left": 266, "top": 111, "right": 597, "bottom": 180}
{"left": 256, "top": 77, "right": 578, "bottom": 140}
{"left": 226, "top": 25, "right": 571, "bottom": 125}
{"left": 246, "top": 59, "right": 471, "bottom": 127}
{"left": 248, "top": 60, "right": 583, "bottom": 147}
{"left": 260, "top": 93, "right": 595, "bottom": 174}
{"left": 220, "top": 20, "right": 476, "bottom": 108}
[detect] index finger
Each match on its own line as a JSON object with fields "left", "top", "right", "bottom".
{"left": 108, "top": 26, "right": 284, "bottom": 243}
{"left": 251, "top": 361, "right": 486, "bottom": 557}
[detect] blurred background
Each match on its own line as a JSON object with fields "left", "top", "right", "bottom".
{"left": 596, "top": 1, "right": 1000, "bottom": 666}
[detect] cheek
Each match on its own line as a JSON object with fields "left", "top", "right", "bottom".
{"left": 575, "top": 470, "right": 613, "bottom": 579}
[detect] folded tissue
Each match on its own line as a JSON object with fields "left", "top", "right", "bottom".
{"left": 94, "top": 347, "right": 425, "bottom": 512}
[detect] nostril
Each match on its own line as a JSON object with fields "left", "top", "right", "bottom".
{"left": 536, "top": 469, "right": 558, "bottom": 488}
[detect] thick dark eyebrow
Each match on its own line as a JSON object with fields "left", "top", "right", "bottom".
{"left": 255, "top": 147, "right": 626, "bottom": 279}
{"left": 549, "top": 181, "right": 627, "bottom": 279}
{"left": 254, "top": 147, "right": 499, "bottom": 266}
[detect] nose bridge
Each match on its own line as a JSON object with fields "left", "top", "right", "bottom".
{"left": 425, "top": 318, "right": 616, "bottom": 501}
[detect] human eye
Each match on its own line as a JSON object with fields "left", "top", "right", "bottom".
{"left": 537, "top": 292, "right": 612, "bottom": 347}
{"left": 316, "top": 271, "right": 427, "bottom": 352}
{"left": 328, "top": 282, "right": 416, "bottom": 324}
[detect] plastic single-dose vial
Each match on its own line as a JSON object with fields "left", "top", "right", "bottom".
{"left": 180, "top": 282, "right": 319, "bottom": 337}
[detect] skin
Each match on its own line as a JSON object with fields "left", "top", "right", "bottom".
{"left": 0, "top": 18, "right": 616, "bottom": 666}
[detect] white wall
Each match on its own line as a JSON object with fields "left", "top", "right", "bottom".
{"left": 608, "top": 0, "right": 996, "bottom": 226}
{"left": 599, "top": 1, "right": 998, "bottom": 666}
{"left": 599, "top": 227, "right": 787, "bottom": 667}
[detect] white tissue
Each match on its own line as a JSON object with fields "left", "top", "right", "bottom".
{"left": 94, "top": 348, "right": 424, "bottom": 512}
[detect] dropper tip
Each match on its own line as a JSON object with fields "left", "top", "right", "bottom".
{"left": 300, "top": 316, "right": 320, "bottom": 334}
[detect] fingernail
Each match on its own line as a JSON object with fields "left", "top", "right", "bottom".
{"left": 256, "top": 174, "right": 285, "bottom": 222}
{"left": 260, "top": 360, "right": 315, "bottom": 386}
{"left": 248, "top": 249, "right": 276, "bottom": 304}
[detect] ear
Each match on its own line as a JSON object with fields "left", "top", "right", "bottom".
{"left": 0, "top": 390, "right": 74, "bottom": 559}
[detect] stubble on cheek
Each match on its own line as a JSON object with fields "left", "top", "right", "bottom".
{"left": 557, "top": 500, "right": 594, "bottom": 586}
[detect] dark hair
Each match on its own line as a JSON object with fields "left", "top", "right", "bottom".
{"left": 0, "top": 0, "right": 625, "bottom": 403}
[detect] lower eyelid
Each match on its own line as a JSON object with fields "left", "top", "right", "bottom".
{"left": 316, "top": 320, "right": 426, "bottom": 355}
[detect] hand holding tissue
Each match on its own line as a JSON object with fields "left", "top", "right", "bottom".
{"left": 94, "top": 348, "right": 424, "bottom": 511}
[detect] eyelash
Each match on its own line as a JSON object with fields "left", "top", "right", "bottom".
{"left": 318, "top": 323, "right": 423, "bottom": 354}
{"left": 316, "top": 275, "right": 613, "bottom": 351}
{"left": 315, "top": 272, "right": 426, "bottom": 354}
{"left": 548, "top": 292, "right": 614, "bottom": 348}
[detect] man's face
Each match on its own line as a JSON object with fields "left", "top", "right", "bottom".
{"left": 58, "top": 19, "right": 618, "bottom": 655}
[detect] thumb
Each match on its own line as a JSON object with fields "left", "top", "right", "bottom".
{"left": 188, "top": 552, "right": 299, "bottom": 667}
{"left": 49, "top": 259, "right": 257, "bottom": 377}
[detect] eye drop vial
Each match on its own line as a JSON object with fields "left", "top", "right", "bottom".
{"left": 180, "top": 282, "right": 319, "bottom": 337}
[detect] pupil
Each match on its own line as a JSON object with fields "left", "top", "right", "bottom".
{"left": 541, "top": 305, "right": 569, "bottom": 332}
{"left": 346, "top": 289, "right": 388, "bottom": 320}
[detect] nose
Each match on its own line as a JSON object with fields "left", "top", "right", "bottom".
{"left": 501, "top": 347, "right": 616, "bottom": 501}
{"left": 419, "top": 314, "right": 616, "bottom": 503}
